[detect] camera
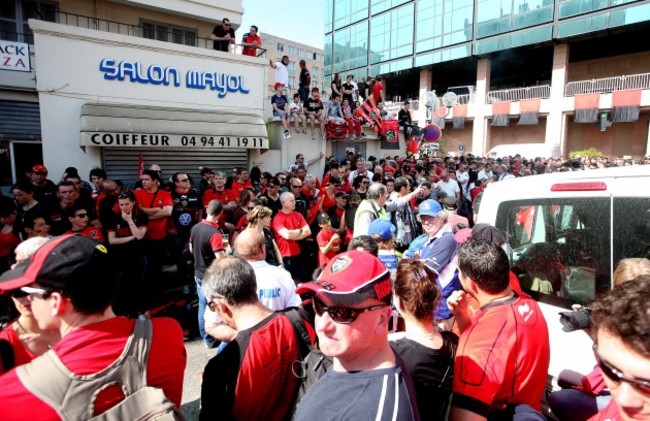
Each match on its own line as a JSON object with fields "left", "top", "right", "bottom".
{"left": 558, "top": 306, "right": 592, "bottom": 332}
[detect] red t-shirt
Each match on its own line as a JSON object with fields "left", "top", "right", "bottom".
{"left": 588, "top": 399, "right": 622, "bottom": 421}
{"left": 242, "top": 34, "right": 261, "bottom": 56}
{"left": 0, "top": 229, "right": 20, "bottom": 258}
{"left": 202, "top": 188, "right": 235, "bottom": 227}
{"left": 134, "top": 188, "right": 173, "bottom": 240}
{"left": 272, "top": 211, "right": 307, "bottom": 257}
{"left": 319, "top": 190, "right": 337, "bottom": 213}
{"left": 0, "top": 317, "right": 186, "bottom": 421}
{"left": 452, "top": 292, "right": 550, "bottom": 415}
{"left": 231, "top": 179, "right": 252, "bottom": 194}
{"left": 372, "top": 82, "right": 384, "bottom": 100}
{"left": 317, "top": 228, "right": 339, "bottom": 266}
{"left": 67, "top": 226, "right": 104, "bottom": 243}
{"left": 0, "top": 324, "right": 36, "bottom": 375}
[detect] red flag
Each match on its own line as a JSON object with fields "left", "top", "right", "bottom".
{"left": 354, "top": 96, "right": 382, "bottom": 132}
{"left": 137, "top": 153, "right": 144, "bottom": 180}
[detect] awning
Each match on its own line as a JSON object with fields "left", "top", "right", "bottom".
{"left": 80, "top": 103, "right": 268, "bottom": 149}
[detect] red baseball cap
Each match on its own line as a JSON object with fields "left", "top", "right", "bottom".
{"left": 32, "top": 164, "right": 47, "bottom": 173}
{"left": 274, "top": 82, "right": 284, "bottom": 89}
{"left": 296, "top": 251, "right": 391, "bottom": 307}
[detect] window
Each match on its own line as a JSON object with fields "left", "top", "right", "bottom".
{"left": 370, "top": 3, "right": 414, "bottom": 65}
{"left": 287, "top": 45, "right": 295, "bottom": 55}
{"left": 371, "top": 0, "right": 410, "bottom": 15}
{"left": 1, "top": 0, "right": 57, "bottom": 44}
{"left": 416, "top": 0, "right": 473, "bottom": 53}
{"left": 277, "top": 42, "right": 284, "bottom": 52}
{"left": 333, "top": 0, "right": 369, "bottom": 30}
{"left": 332, "top": 20, "right": 368, "bottom": 74}
{"left": 476, "top": 0, "right": 554, "bottom": 38}
{"left": 313, "top": 52, "right": 319, "bottom": 61}
{"left": 497, "top": 198, "right": 612, "bottom": 307}
{"left": 140, "top": 20, "right": 196, "bottom": 46}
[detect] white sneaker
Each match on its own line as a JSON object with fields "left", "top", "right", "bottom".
{"left": 320, "top": 133, "right": 326, "bottom": 140}
{"left": 283, "top": 130, "right": 290, "bottom": 139}
{"left": 311, "top": 133, "right": 316, "bottom": 140}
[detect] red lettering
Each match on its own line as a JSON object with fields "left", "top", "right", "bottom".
{"left": 373, "top": 279, "right": 391, "bottom": 300}
{"left": 3, "top": 57, "right": 10, "bottom": 66}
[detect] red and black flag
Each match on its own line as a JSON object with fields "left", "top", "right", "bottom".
{"left": 354, "top": 96, "right": 382, "bottom": 132}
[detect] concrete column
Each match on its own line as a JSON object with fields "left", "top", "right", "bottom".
{"left": 546, "top": 43, "right": 570, "bottom": 154}
{"left": 645, "top": 121, "right": 650, "bottom": 157}
{"left": 471, "top": 57, "right": 491, "bottom": 156}
{"left": 417, "top": 69, "right": 432, "bottom": 127}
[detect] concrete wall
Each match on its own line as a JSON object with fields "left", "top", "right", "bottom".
{"left": 441, "top": 123, "right": 473, "bottom": 155}
{"left": 488, "top": 118, "right": 547, "bottom": 150}
{"left": 568, "top": 51, "right": 650, "bottom": 82}
{"left": 565, "top": 112, "right": 649, "bottom": 158}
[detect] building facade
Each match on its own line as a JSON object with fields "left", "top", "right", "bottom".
{"left": 0, "top": 0, "right": 332, "bottom": 193}
{"left": 261, "top": 32, "right": 325, "bottom": 94}
{"left": 324, "top": 0, "right": 650, "bottom": 157}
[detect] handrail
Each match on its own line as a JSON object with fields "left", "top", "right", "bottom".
{"left": 565, "top": 72, "right": 650, "bottom": 96}
{"left": 6, "top": 11, "right": 266, "bottom": 57}
{"left": 486, "top": 85, "right": 551, "bottom": 103}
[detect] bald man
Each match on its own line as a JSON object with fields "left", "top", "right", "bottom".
{"left": 272, "top": 192, "right": 311, "bottom": 281}
{"left": 235, "top": 228, "right": 301, "bottom": 310}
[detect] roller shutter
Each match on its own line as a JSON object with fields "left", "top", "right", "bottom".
{"left": 102, "top": 148, "right": 248, "bottom": 188}
{"left": 0, "top": 100, "right": 41, "bottom": 140}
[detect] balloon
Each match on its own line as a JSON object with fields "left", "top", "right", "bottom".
{"left": 422, "top": 124, "right": 442, "bottom": 143}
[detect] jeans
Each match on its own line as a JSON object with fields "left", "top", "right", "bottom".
{"left": 195, "top": 276, "right": 216, "bottom": 347}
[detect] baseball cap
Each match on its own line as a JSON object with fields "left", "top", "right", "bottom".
{"left": 32, "top": 165, "right": 47, "bottom": 173}
{"left": 335, "top": 191, "right": 348, "bottom": 198}
{"left": 0, "top": 234, "right": 111, "bottom": 292}
{"left": 418, "top": 199, "right": 443, "bottom": 217}
{"left": 471, "top": 223, "right": 506, "bottom": 246}
{"left": 383, "top": 165, "right": 396, "bottom": 173}
{"left": 296, "top": 251, "right": 391, "bottom": 307}
{"left": 317, "top": 212, "right": 331, "bottom": 225}
{"left": 368, "top": 219, "right": 395, "bottom": 241}
{"left": 311, "top": 87, "right": 319, "bottom": 92}
{"left": 274, "top": 82, "right": 284, "bottom": 89}
{"left": 454, "top": 227, "right": 472, "bottom": 244}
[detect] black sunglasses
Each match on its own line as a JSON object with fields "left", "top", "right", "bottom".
{"left": 312, "top": 298, "right": 386, "bottom": 324}
{"left": 593, "top": 343, "right": 650, "bottom": 394}
{"left": 9, "top": 289, "right": 29, "bottom": 299}
{"left": 291, "top": 185, "right": 302, "bottom": 189}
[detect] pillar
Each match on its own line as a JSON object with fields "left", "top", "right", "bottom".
{"left": 417, "top": 69, "right": 432, "bottom": 127}
{"left": 471, "top": 57, "right": 491, "bottom": 156}
{"left": 546, "top": 43, "right": 570, "bottom": 155}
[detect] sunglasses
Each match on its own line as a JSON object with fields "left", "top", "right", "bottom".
{"left": 292, "top": 185, "right": 302, "bottom": 189}
{"left": 9, "top": 289, "right": 29, "bottom": 299}
{"left": 75, "top": 213, "right": 89, "bottom": 218}
{"left": 179, "top": 178, "right": 189, "bottom": 182}
{"left": 312, "top": 298, "right": 386, "bottom": 324}
{"left": 34, "top": 171, "right": 47, "bottom": 175}
{"left": 594, "top": 343, "right": 650, "bottom": 394}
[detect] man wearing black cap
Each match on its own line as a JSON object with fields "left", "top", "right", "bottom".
{"left": 294, "top": 251, "right": 419, "bottom": 421}
{"left": 0, "top": 234, "right": 186, "bottom": 419}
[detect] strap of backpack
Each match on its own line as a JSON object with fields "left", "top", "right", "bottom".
{"left": 283, "top": 307, "right": 314, "bottom": 358}
{"left": 0, "top": 338, "right": 15, "bottom": 374}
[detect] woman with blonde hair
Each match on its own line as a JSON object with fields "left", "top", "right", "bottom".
{"left": 613, "top": 257, "right": 650, "bottom": 285}
{"left": 247, "top": 205, "right": 283, "bottom": 267}
{"left": 390, "top": 259, "right": 458, "bottom": 420}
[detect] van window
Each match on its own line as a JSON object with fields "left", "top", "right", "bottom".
{"left": 496, "top": 198, "right": 611, "bottom": 308}
{"left": 613, "top": 197, "right": 650, "bottom": 268}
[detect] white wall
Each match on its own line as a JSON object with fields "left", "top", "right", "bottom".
{"left": 31, "top": 20, "right": 267, "bottom": 179}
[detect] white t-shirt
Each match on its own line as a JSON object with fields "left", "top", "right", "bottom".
{"left": 436, "top": 179, "right": 460, "bottom": 198}
{"left": 289, "top": 101, "right": 301, "bottom": 112}
{"left": 274, "top": 62, "right": 289, "bottom": 86}
{"left": 248, "top": 260, "right": 302, "bottom": 311}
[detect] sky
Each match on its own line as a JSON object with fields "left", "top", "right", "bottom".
{"left": 238, "top": 0, "right": 325, "bottom": 50}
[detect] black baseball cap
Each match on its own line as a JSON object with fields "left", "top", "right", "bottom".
{"left": 0, "top": 234, "right": 111, "bottom": 292}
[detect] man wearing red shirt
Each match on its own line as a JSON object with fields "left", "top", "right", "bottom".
{"left": 448, "top": 239, "right": 550, "bottom": 420}
{"left": 66, "top": 204, "right": 104, "bottom": 243}
{"left": 272, "top": 192, "right": 311, "bottom": 281}
{"left": 372, "top": 75, "right": 385, "bottom": 102}
{"left": 231, "top": 167, "right": 252, "bottom": 193}
{"left": 316, "top": 213, "right": 340, "bottom": 266}
{"left": 588, "top": 278, "right": 650, "bottom": 421}
{"left": 202, "top": 171, "right": 237, "bottom": 231}
{"left": 241, "top": 25, "right": 261, "bottom": 57}
{"left": 134, "top": 169, "right": 173, "bottom": 281}
{"left": 0, "top": 235, "right": 186, "bottom": 420}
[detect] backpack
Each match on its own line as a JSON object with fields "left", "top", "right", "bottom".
{"left": 283, "top": 308, "right": 333, "bottom": 418}
{"left": 16, "top": 319, "right": 183, "bottom": 421}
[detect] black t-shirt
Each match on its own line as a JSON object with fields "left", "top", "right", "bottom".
{"left": 398, "top": 109, "right": 412, "bottom": 127}
{"left": 342, "top": 82, "right": 355, "bottom": 105}
{"left": 32, "top": 180, "right": 57, "bottom": 209}
{"left": 108, "top": 211, "right": 149, "bottom": 258}
{"left": 212, "top": 24, "right": 235, "bottom": 52}
{"left": 357, "top": 82, "right": 367, "bottom": 101}
{"left": 171, "top": 188, "right": 200, "bottom": 239}
{"left": 261, "top": 192, "right": 282, "bottom": 216}
{"left": 263, "top": 227, "right": 281, "bottom": 266}
{"left": 390, "top": 332, "right": 458, "bottom": 421}
{"left": 303, "top": 97, "right": 323, "bottom": 113}
{"left": 299, "top": 68, "right": 310, "bottom": 88}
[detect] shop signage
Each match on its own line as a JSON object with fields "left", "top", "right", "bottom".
{"left": 0, "top": 41, "right": 30, "bottom": 72}
{"left": 99, "top": 58, "right": 250, "bottom": 98}
{"left": 81, "top": 132, "right": 268, "bottom": 149}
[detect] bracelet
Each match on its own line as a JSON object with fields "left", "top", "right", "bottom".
{"left": 298, "top": 227, "right": 303, "bottom": 234}
{"left": 129, "top": 224, "right": 136, "bottom": 227}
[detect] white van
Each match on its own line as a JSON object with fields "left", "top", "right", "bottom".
{"left": 486, "top": 143, "right": 558, "bottom": 159}
{"left": 477, "top": 165, "right": 650, "bottom": 388}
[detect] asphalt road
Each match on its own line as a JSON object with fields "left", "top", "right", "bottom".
{"left": 180, "top": 338, "right": 215, "bottom": 420}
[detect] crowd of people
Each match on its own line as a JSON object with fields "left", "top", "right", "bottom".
{"left": 0, "top": 149, "right": 648, "bottom": 420}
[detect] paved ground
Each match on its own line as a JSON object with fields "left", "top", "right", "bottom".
{"left": 180, "top": 338, "right": 214, "bottom": 420}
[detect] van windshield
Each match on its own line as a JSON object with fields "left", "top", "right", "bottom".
{"left": 496, "top": 198, "right": 611, "bottom": 308}
{"left": 496, "top": 196, "right": 650, "bottom": 308}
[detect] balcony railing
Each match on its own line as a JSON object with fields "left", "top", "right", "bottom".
{"left": 456, "top": 94, "right": 475, "bottom": 105}
{"left": 486, "top": 85, "right": 551, "bottom": 103}
{"left": 564, "top": 72, "right": 650, "bottom": 96}
{"left": 6, "top": 11, "right": 266, "bottom": 57}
